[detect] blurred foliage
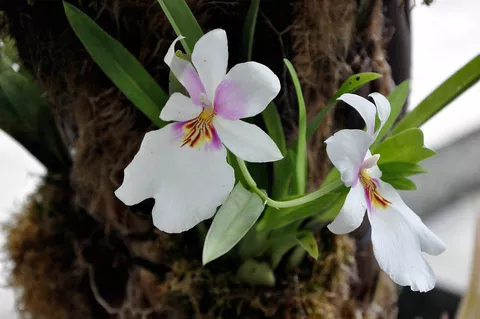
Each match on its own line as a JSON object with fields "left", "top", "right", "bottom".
{"left": 0, "top": 37, "right": 70, "bottom": 173}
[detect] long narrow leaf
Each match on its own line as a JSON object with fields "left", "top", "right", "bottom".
{"left": 373, "top": 80, "right": 410, "bottom": 146}
{"left": 242, "top": 0, "right": 260, "bottom": 61}
{"left": 392, "top": 54, "right": 480, "bottom": 134}
{"left": 64, "top": 2, "right": 168, "bottom": 128}
{"left": 284, "top": 59, "right": 307, "bottom": 195}
{"left": 0, "top": 70, "right": 70, "bottom": 172}
{"left": 157, "top": 0, "right": 204, "bottom": 54}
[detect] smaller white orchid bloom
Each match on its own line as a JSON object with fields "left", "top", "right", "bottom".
{"left": 115, "top": 29, "right": 283, "bottom": 234}
{"left": 325, "top": 93, "right": 446, "bottom": 292}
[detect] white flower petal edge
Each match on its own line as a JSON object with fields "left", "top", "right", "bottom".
{"left": 325, "top": 129, "right": 374, "bottom": 187}
{"left": 338, "top": 93, "right": 377, "bottom": 136}
{"left": 213, "top": 116, "right": 283, "bottom": 163}
{"left": 369, "top": 181, "right": 446, "bottom": 292}
{"left": 214, "top": 62, "right": 281, "bottom": 120}
{"left": 160, "top": 93, "right": 202, "bottom": 122}
{"left": 327, "top": 183, "right": 366, "bottom": 234}
{"left": 192, "top": 29, "right": 228, "bottom": 100}
{"left": 376, "top": 181, "right": 446, "bottom": 256}
{"left": 368, "top": 92, "right": 391, "bottom": 139}
{"left": 164, "top": 36, "right": 206, "bottom": 105}
{"left": 115, "top": 124, "right": 235, "bottom": 233}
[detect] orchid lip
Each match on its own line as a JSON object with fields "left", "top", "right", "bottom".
{"left": 179, "top": 108, "right": 219, "bottom": 149}
{"left": 359, "top": 169, "right": 391, "bottom": 210}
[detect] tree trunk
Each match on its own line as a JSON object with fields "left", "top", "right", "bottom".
{"left": 1, "top": 0, "right": 410, "bottom": 318}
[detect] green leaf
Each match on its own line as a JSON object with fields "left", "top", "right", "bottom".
{"left": 242, "top": 0, "right": 260, "bottom": 61}
{"left": 64, "top": 2, "right": 168, "bottom": 128}
{"left": 157, "top": 0, "right": 204, "bottom": 54}
{"left": 385, "top": 177, "right": 417, "bottom": 191}
{"left": 373, "top": 128, "right": 436, "bottom": 165}
{"left": 373, "top": 80, "right": 410, "bottom": 145}
{"left": 168, "top": 72, "right": 188, "bottom": 96}
{"left": 202, "top": 183, "right": 265, "bottom": 265}
{"left": 306, "top": 72, "right": 382, "bottom": 140}
{"left": 237, "top": 227, "right": 270, "bottom": 259}
{"left": 306, "top": 106, "right": 332, "bottom": 140}
{"left": 0, "top": 69, "right": 70, "bottom": 172}
{"left": 262, "top": 103, "right": 287, "bottom": 155}
{"left": 257, "top": 179, "right": 343, "bottom": 231}
{"left": 227, "top": 151, "right": 248, "bottom": 186}
{"left": 313, "top": 188, "right": 348, "bottom": 222}
{"left": 286, "top": 245, "right": 307, "bottom": 271}
{"left": 262, "top": 103, "right": 289, "bottom": 198}
{"left": 296, "top": 232, "right": 318, "bottom": 259}
{"left": 331, "top": 72, "right": 383, "bottom": 102}
{"left": 378, "top": 162, "right": 427, "bottom": 180}
{"left": 271, "top": 149, "right": 295, "bottom": 200}
{"left": 392, "top": 54, "right": 480, "bottom": 134}
{"left": 284, "top": 59, "right": 307, "bottom": 195}
{"left": 237, "top": 259, "right": 275, "bottom": 287}
{"left": 260, "top": 192, "right": 340, "bottom": 231}
{"left": 270, "top": 235, "right": 298, "bottom": 269}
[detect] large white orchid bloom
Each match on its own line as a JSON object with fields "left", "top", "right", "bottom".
{"left": 325, "top": 93, "right": 446, "bottom": 292}
{"left": 115, "top": 29, "right": 283, "bottom": 233}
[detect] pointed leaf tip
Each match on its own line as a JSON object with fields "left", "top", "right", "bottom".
{"left": 202, "top": 183, "right": 265, "bottom": 265}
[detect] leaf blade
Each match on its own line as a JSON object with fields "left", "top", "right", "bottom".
{"left": 202, "top": 183, "right": 265, "bottom": 265}
{"left": 373, "top": 80, "right": 410, "bottom": 145}
{"left": 392, "top": 54, "right": 480, "bottom": 134}
{"left": 157, "top": 0, "right": 204, "bottom": 54}
{"left": 373, "top": 128, "right": 436, "bottom": 164}
{"left": 284, "top": 59, "right": 307, "bottom": 195}
{"left": 242, "top": 0, "right": 260, "bottom": 61}
{"left": 64, "top": 2, "right": 168, "bottom": 128}
{"left": 296, "top": 232, "right": 319, "bottom": 259}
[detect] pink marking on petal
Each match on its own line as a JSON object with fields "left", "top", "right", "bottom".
{"left": 204, "top": 127, "right": 223, "bottom": 151}
{"left": 171, "top": 121, "right": 186, "bottom": 141}
{"left": 183, "top": 65, "right": 207, "bottom": 105}
{"left": 214, "top": 80, "right": 246, "bottom": 120}
{"left": 171, "top": 110, "right": 223, "bottom": 151}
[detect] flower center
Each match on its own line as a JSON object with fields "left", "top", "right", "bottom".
{"left": 359, "top": 169, "right": 391, "bottom": 209}
{"left": 181, "top": 107, "right": 216, "bottom": 149}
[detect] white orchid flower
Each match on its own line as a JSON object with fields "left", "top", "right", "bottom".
{"left": 325, "top": 93, "right": 446, "bottom": 292}
{"left": 115, "top": 29, "right": 283, "bottom": 233}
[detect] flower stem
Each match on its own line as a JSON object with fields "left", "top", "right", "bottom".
{"left": 236, "top": 157, "right": 343, "bottom": 209}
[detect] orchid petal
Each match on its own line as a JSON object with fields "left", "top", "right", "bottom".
{"left": 214, "top": 62, "right": 280, "bottom": 120}
{"left": 164, "top": 36, "right": 206, "bottom": 105}
{"left": 367, "top": 180, "right": 445, "bottom": 292}
{"left": 327, "top": 183, "right": 366, "bottom": 234}
{"left": 369, "top": 92, "right": 391, "bottom": 140}
{"left": 115, "top": 124, "right": 235, "bottom": 233}
{"left": 160, "top": 93, "right": 202, "bottom": 122}
{"left": 377, "top": 180, "right": 446, "bottom": 256}
{"left": 325, "top": 129, "right": 374, "bottom": 187}
{"left": 213, "top": 117, "right": 283, "bottom": 163}
{"left": 192, "top": 29, "right": 228, "bottom": 100}
{"left": 338, "top": 93, "right": 377, "bottom": 136}
{"left": 363, "top": 150, "right": 382, "bottom": 179}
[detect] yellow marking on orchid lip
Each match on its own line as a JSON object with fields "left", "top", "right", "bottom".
{"left": 181, "top": 107, "right": 216, "bottom": 149}
{"left": 359, "top": 169, "right": 391, "bottom": 209}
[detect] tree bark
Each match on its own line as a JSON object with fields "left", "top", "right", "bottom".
{"left": 2, "top": 0, "right": 410, "bottom": 317}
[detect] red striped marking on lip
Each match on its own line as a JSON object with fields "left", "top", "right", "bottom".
{"left": 181, "top": 108, "right": 215, "bottom": 149}
{"left": 360, "top": 170, "right": 391, "bottom": 209}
